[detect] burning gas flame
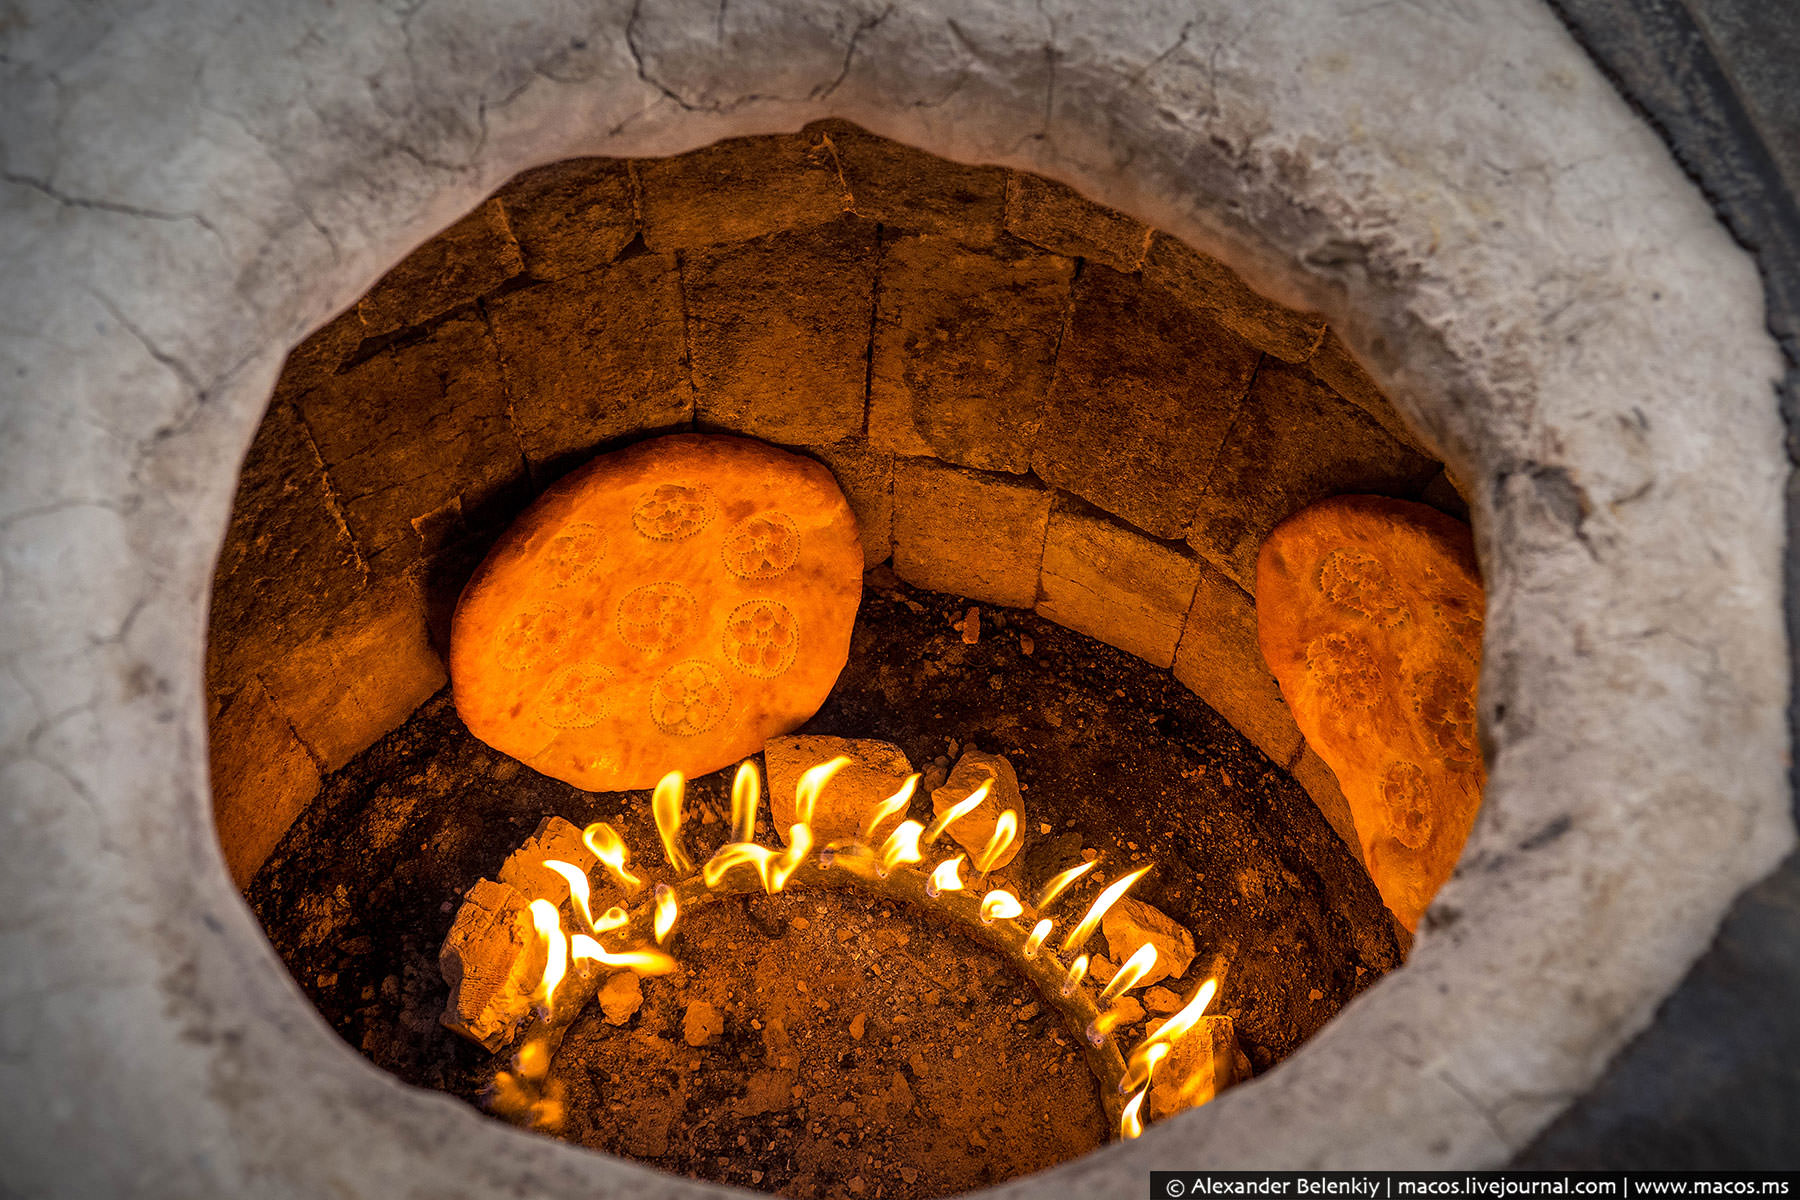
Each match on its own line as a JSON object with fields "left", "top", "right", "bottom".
{"left": 923, "top": 780, "right": 991, "bottom": 845}
{"left": 569, "top": 933, "right": 677, "bottom": 976}
{"left": 1119, "top": 1039, "right": 1169, "bottom": 1094}
{"left": 1118, "top": 977, "right": 1220, "bottom": 1098}
{"left": 878, "top": 819, "right": 924, "bottom": 875}
{"left": 528, "top": 899, "right": 567, "bottom": 1012}
{"left": 543, "top": 859, "right": 596, "bottom": 933}
{"left": 1063, "top": 866, "right": 1150, "bottom": 954}
{"left": 1060, "top": 953, "right": 1089, "bottom": 997}
{"left": 863, "top": 774, "right": 918, "bottom": 844}
{"left": 979, "top": 889, "right": 1023, "bottom": 923}
{"left": 794, "top": 756, "right": 852, "bottom": 830}
{"left": 928, "top": 855, "right": 965, "bottom": 897}
{"left": 730, "top": 760, "right": 761, "bottom": 845}
{"left": 769, "top": 821, "right": 812, "bottom": 893}
{"left": 1120, "top": 1089, "right": 1147, "bottom": 1139}
{"left": 973, "top": 810, "right": 1019, "bottom": 874}
{"left": 703, "top": 841, "right": 781, "bottom": 891}
{"left": 1036, "top": 859, "right": 1097, "bottom": 910}
{"left": 595, "top": 905, "right": 629, "bottom": 933}
{"left": 582, "top": 822, "right": 643, "bottom": 893}
{"left": 1099, "top": 943, "right": 1159, "bottom": 1005}
{"left": 652, "top": 771, "right": 692, "bottom": 873}
{"left": 653, "top": 882, "right": 678, "bottom": 944}
{"left": 1023, "top": 918, "right": 1053, "bottom": 958}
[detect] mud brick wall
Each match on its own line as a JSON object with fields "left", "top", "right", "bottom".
{"left": 207, "top": 122, "right": 1465, "bottom": 886}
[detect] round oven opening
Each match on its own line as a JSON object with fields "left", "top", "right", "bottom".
{"left": 209, "top": 125, "right": 1484, "bottom": 1195}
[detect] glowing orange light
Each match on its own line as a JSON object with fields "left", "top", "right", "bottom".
{"left": 1036, "top": 859, "right": 1097, "bottom": 910}
{"left": 652, "top": 771, "right": 692, "bottom": 873}
{"left": 770, "top": 821, "right": 813, "bottom": 893}
{"left": 928, "top": 855, "right": 966, "bottom": 896}
{"left": 703, "top": 841, "right": 781, "bottom": 891}
{"left": 1138, "top": 977, "right": 1219, "bottom": 1052}
{"left": 794, "top": 756, "right": 852, "bottom": 830}
{"left": 594, "top": 906, "right": 629, "bottom": 933}
{"left": 1023, "top": 918, "right": 1053, "bottom": 958}
{"left": 569, "top": 933, "right": 677, "bottom": 976}
{"left": 543, "top": 859, "right": 596, "bottom": 932}
{"left": 923, "top": 780, "right": 991, "bottom": 846}
{"left": 528, "top": 899, "right": 567, "bottom": 1011}
{"left": 1121, "top": 1089, "right": 1147, "bottom": 1139}
{"left": 979, "top": 889, "right": 1023, "bottom": 923}
{"left": 1061, "top": 953, "right": 1089, "bottom": 997}
{"left": 581, "top": 822, "right": 643, "bottom": 892}
{"left": 973, "top": 809, "right": 1019, "bottom": 874}
{"left": 1099, "top": 943, "right": 1159, "bottom": 1005}
{"left": 730, "top": 760, "right": 761, "bottom": 845}
{"left": 653, "top": 882, "right": 678, "bottom": 944}
{"left": 1120, "top": 1039, "right": 1170, "bottom": 1094}
{"left": 863, "top": 774, "right": 918, "bottom": 844}
{"left": 1062, "top": 866, "right": 1150, "bottom": 954}
{"left": 879, "top": 819, "right": 924, "bottom": 875}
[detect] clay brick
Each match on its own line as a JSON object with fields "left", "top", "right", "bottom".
{"left": 208, "top": 401, "right": 370, "bottom": 686}
{"left": 1307, "top": 329, "right": 1426, "bottom": 452}
{"left": 1288, "top": 745, "right": 1365, "bottom": 866}
{"left": 637, "top": 131, "right": 849, "bottom": 252}
{"left": 1036, "top": 506, "right": 1200, "bottom": 668}
{"left": 869, "top": 235, "right": 1073, "bottom": 473}
{"left": 1034, "top": 265, "right": 1260, "bottom": 540}
{"left": 892, "top": 459, "right": 1050, "bottom": 608}
{"left": 818, "top": 120, "right": 1006, "bottom": 245}
{"left": 208, "top": 675, "right": 322, "bottom": 889}
{"left": 276, "top": 306, "right": 368, "bottom": 399}
{"left": 258, "top": 572, "right": 448, "bottom": 772}
{"left": 357, "top": 199, "right": 523, "bottom": 337}
{"left": 486, "top": 254, "right": 692, "bottom": 475}
{"left": 684, "top": 218, "right": 876, "bottom": 445}
{"left": 1186, "top": 360, "right": 1438, "bottom": 590}
{"left": 1172, "top": 559, "right": 1303, "bottom": 768}
{"left": 494, "top": 157, "right": 638, "bottom": 281}
{"left": 1004, "top": 172, "right": 1151, "bottom": 271}
{"left": 1143, "top": 233, "right": 1324, "bottom": 363}
{"left": 803, "top": 438, "right": 893, "bottom": 566}
{"left": 297, "top": 316, "right": 526, "bottom": 564}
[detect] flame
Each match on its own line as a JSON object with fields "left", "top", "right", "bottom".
{"left": 1099, "top": 943, "right": 1159, "bottom": 1005}
{"left": 1139, "top": 977, "right": 1219, "bottom": 1052}
{"left": 1062, "top": 866, "right": 1150, "bottom": 954}
{"left": 1120, "top": 1039, "right": 1169, "bottom": 1094}
{"left": 769, "top": 821, "right": 813, "bottom": 893}
{"left": 1060, "top": 953, "right": 1089, "bottom": 997}
{"left": 794, "top": 756, "right": 853, "bottom": 829}
{"left": 1036, "top": 859, "right": 1097, "bottom": 910}
{"left": 863, "top": 774, "right": 919, "bottom": 844}
{"left": 730, "top": 761, "right": 761, "bottom": 845}
{"left": 979, "top": 889, "right": 1023, "bottom": 923}
{"left": 582, "top": 823, "right": 643, "bottom": 893}
{"left": 652, "top": 771, "right": 693, "bottom": 873}
{"left": 1120, "top": 1089, "right": 1147, "bottom": 1139}
{"left": 1023, "top": 918, "right": 1053, "bottom": 959}
{"left": 543, "top": 860, "right": 596, "bottom": 933}
{"left": 528, "top": 899, "right": 567, "bottom": 1012}
{"left": 595, "top": 905, "right": 629, "bottom": 933}
{"left": 703, "top": 841, "right": 781, "bottom": 891}
{"left": 653, "top": 882, "right": 678, "bottom": 944}
{"left": 923, "top": 780, "right": 991, "bottom": 846}
{"left": 878, "top": 819, "right": 925, "bottom": 875}
{"left": 974, "top": 810, "right": 1019, "bottom": 874}
{"left": 928, "top": 855, "right": 966, "bottom": 897}
{"left": 1087, "top": 1006, "right": 1131, "bottom": 1044}
{"left": 569, "top": 933, "right": 677, "bottom": 976}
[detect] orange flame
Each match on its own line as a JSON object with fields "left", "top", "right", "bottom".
{"left": 1099, "top": 943, "right": 1159, "bottom": 1005}
{"left": 863, "top": 774, "right": 918, "bottom": 844}
{"left": 980, "top": 889, "right": 1024, "bottom": 923}
{"left": 1120, "top": 1089, "right": 1147, "bottom": 1139}
{"left": 1139, "top": 977, "right": 1219, "bottom": 1053}
{"left": 595, "top": 906, "right": 629, "bottom": 933}
{"left": 652, "top": 771, "right": 692, "bottom": 873}
{"left": 1023, "top": 918, "right": 1053, "bottom": 958}
{"left": 1060, "top": 953, "right": 1089, "bottom": 997}
{"left": 794, "top": 756, "right": 852, "bottom": 830}
{"left": 569, "top": 933, "right": 677, "bottom": 976}
{"left": 1062, "top": 866, "right": 1150, "bottom": 954}
{"left": 703, "top": 841, "right": 780, "bottom": 891}
{"left": 879, "top": 819, "right": 925, "bottom": 875}
{"left": 1036, "top": 859, "right": 1097, "bottom": 910}
{"left": 1088, "top": 1006, "right": 1132, "bottom": 1043}
{"left": 528, "top": 899, "right": 567, "bottom": 1012}
{"left": 582, "top": 823, "right": 643, "bottom": 893}
{"left": 730, "top": 760, "right": 761, "bottom": 845}
{"left": 928, "top": 855, "right": 965, "bottom": 897}
{"left": 770, "top": 821, "right": 813, "bottom": 893}
{"left": 1120, "top": 1039, "right": 1169, "bottom": 1094}
{"left": 543, "top": 860, "right": 596, "bottom": 933}
{"left": 923, "top": 780, "right": 991, "bottom": 846}
{"left": 974, "top": 810, "right": 1019, "bottom": 874}
{"left": 653, "top": 882, "right": 678, "bottom": 944}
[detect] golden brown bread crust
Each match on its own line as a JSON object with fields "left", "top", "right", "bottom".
{"left": 1256, "top": 495, "right": 1484, "bottom": 931}
{"left": 450, "top": 434, "right": 862, "bottom": 791}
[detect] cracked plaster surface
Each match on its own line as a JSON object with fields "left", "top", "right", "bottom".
{"left": 0, "top": 0, "right": 1790, "bottom": 1192}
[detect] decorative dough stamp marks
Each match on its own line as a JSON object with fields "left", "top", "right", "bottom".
{"left": 1379, "top": 761, "right": 1433, "bottom": 849}
{"left": 1304, "top": 630, "right": 1382, "bottom": 709}
{"left": 722, "top": 511, "right": 801, "bottom": 580}
{"left": 722, "top": 599, "right": 799, "bottom": 680}
{"left": 617, "top": 582, "right": 699, "bottom": 657}
{"left": 542, "top": 522, "right": 607, "bottom": 587}
{"left": 650, "top": 661, "right": 733, "bottom": 736}
{"left": 631, "top": 482, "right": 720, "bottom": 540}
{"left": 1318, "top": 548, "right": 1410, "bottom": 628}
{"left": 539, "top": 663, "right": 615, "bottom": 729}
{"left": 496, "top": 602, "right": 574, "bottom": 671}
